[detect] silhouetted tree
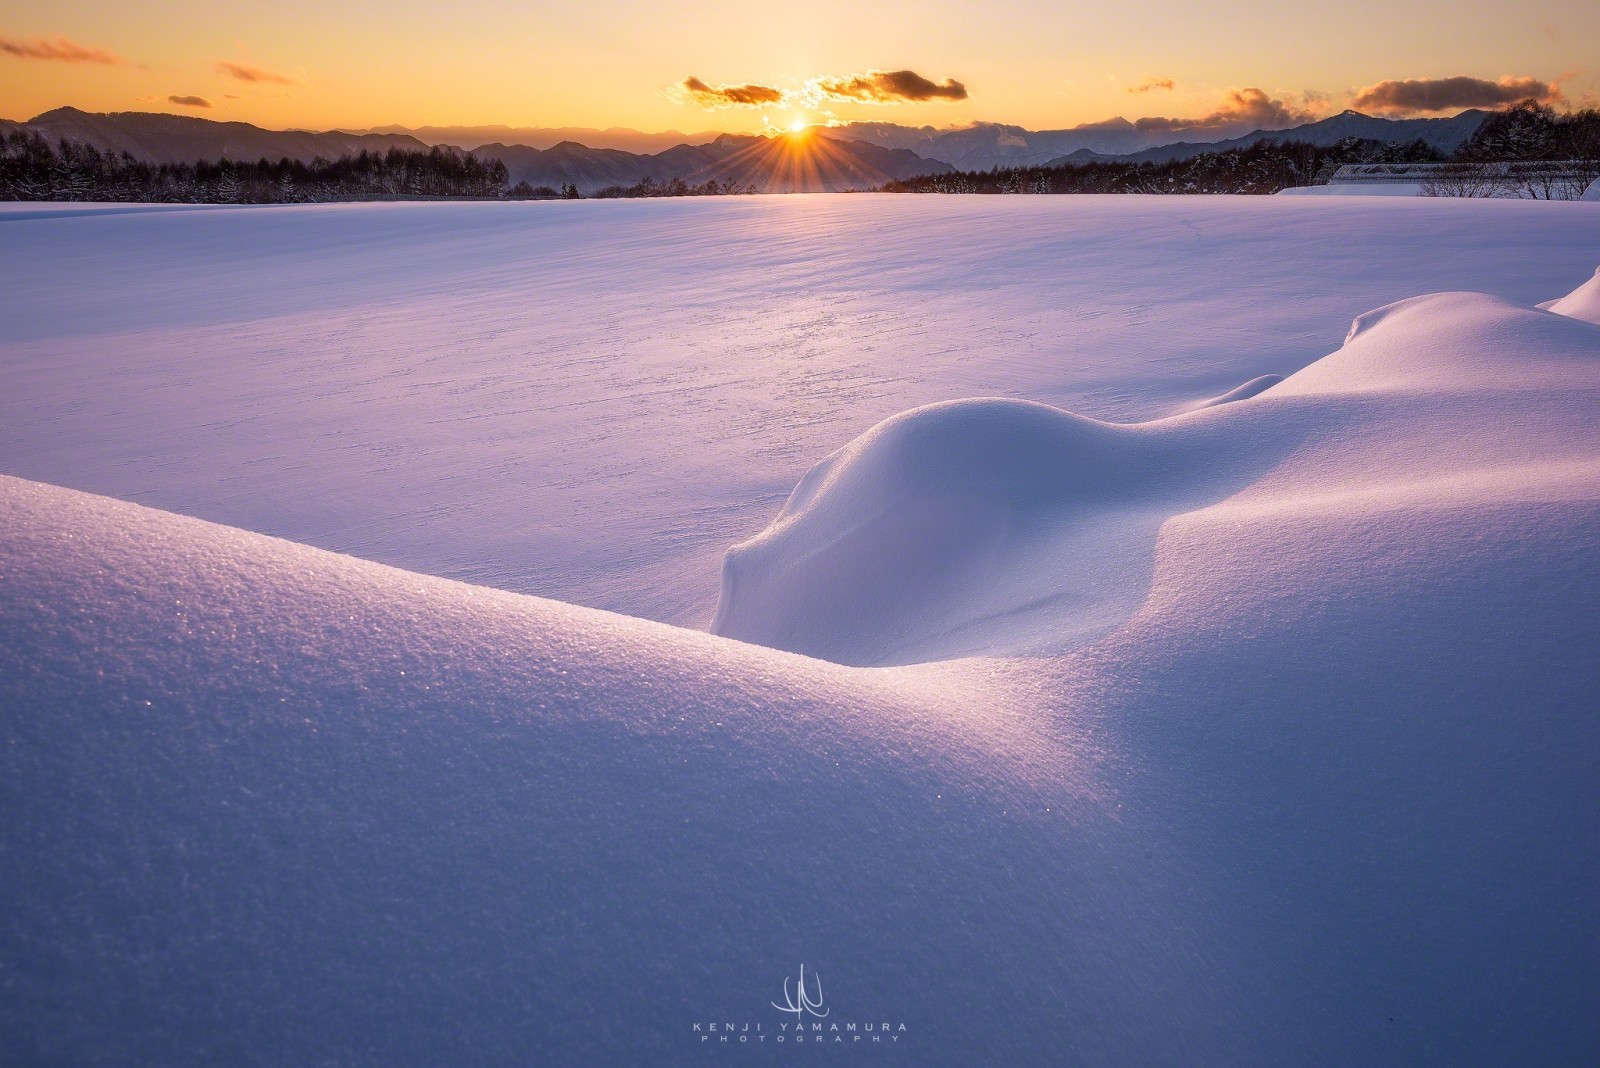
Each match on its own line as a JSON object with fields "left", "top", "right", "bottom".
{"left": 0, "top": 129, "right": 526, "bottom": 202}
{"left": 883, "top": 137, "right": 1442, "bottom": 196}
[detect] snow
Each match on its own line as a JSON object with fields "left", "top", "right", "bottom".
{"left": 2, "top": 197, "right": 1600, "bottom": 1065}
{"left": 712, "top": 290, "right": 1600, "bottom": 666}
{"left": 3, "top": 196, "right": 1598, "bottom": 627}
{"left": 1277, "top": 182, "right": 1428, "bottom": 196}
{"left": 1281, "top": 179, "right": 1600, "bottom": 199}
{"left": 1541, "top": 264, "right": 1600, "bottom": 324}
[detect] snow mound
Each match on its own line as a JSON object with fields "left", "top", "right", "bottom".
{"left": 1540, "top": 264, "right": 1600, "bottom": 325}
{"left": 714, "top": 288, "right": 1600, "bottom": 666}
{"left": 711, "top": 397, "right": 1300, "bottom": 665}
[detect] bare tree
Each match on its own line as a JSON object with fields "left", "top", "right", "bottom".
{"left": 1421, "top": 162, "right": 1498, "bottom": 198}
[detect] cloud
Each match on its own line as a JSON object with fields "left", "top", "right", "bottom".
{"left": 215, "top": 61, "right": 296, "bottom": 85}
{"left": 0, "top": 35, "right": 119, "bottom": 64}
{"left": 1128, "top": 77, "right": 1175, "bottom": 94}
{"left": 1133, "top": 87, "right": 1316, "bottom": 132}
{"left": 677, "top": 69, "right": 968, "bottom": 111}
{"left": 1350, "top": 75, "right": 1563, "bottom": 114}
{"left": 168, "top": 95, "right": 212, "bottom": 108}
{"left": 681, "top": 76, "right": 783, "bottom": 108}
{"left": 811, "top": 70, "right": 967, "bottom": 103}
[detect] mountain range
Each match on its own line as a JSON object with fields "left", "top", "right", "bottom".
{"left": 1045, "top": 109, "right": 1489, "bottom": 166}
{"left": 14, "top": 107, "right": 430, "bottom": 166}
{"left": 347, "top": 123, "right": 722, "bottom": 155}
{"left": 477, "top": 132, "right": 954, "bottom": 193}
{"left": 6, "top": 106, "right": 1492, "bottom": 194}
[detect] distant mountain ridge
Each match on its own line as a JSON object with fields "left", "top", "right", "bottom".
{"left": 22, "top": 107, "right": 430, "bottom": 165}
{"left": 348, "top": 124, "right": 723, "bottom": 155}
{"left": 832, "top": 110, "right": 1490, "bottom": 172}
{"left": 1045, "top": 109, "right": 1490, "bottom": 167}
{"left": 474, "top": 132, "right": 953, "bottom": 193}
{"left": 832, "top": 117, "right": 1177, "bottom": 169}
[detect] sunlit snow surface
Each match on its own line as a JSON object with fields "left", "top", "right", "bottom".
{"left": 2, "top": 198, "right": 1599, "bottom": 1066}
{"left": 4, "top": 196, "right": 1598, "bottom": 625}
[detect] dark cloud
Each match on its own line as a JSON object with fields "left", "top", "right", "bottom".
{"left": 168, "top": 95, "right": 212, "bottom": 109}
{"left": 676, "top": 69, "right": 969, "bottom": 111}
{"left": 814, "top": 69, "right": 967, "bottom": 103}
{"left": 1128, "top": 77, "right": 1175, "bottom": 94}
{"left": 0, "top": 35, "right": 119, "bottom": 64}
{"left": 215, "top": 61, "right": 296, "bottom": 85}
{"left": 1134, "top": 87, "right": 1315, "bottom": 132}
{"left": 1350, "top": 75, "right": 1562, "bottom": 114}
{"left": 681, "top": 76, "right": 783, "bottom": 108}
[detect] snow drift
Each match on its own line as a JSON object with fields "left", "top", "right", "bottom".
{"left": 713, "top": 288, "right": 1600, "bottom": 666}
{"left": 711, "top": 394, "right": 1305, "bottom": 664}
{"left": 1540, "top": 264, "right": 1600, "bottom": 324}
{"left": 4, "top": 262, "right": 1600, "bottom": 1064}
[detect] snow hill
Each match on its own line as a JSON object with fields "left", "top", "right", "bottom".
{"left": 2, "top": 208, "right": 1598, "bottom": 1064}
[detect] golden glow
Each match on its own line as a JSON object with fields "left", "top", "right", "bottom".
{"left": 0, "top": 0, "right": 1596, "bottom": 132}
{"left": 789, "top": 117, "right": 807, "bottom": 133}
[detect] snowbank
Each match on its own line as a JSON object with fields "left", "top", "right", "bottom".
{"left": 4, "top": 265, "right": 1599, "bottom": 1064}
{"left": 714, "top": 288, "right": 1600, "bottom": 665}
{"left": 1540, "top": 264, "right": 1600, "bottom": 324}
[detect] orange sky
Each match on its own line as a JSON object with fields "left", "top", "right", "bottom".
{"left": 2, "top": 0, "right": 1595, "bottom": 132}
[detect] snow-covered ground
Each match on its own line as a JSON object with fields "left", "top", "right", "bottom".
{"left": 2, "top": 197, "right": 1599, "bottom": 1065}
{"left": 4, "top": 196, "right": 1598, "bottom": 625}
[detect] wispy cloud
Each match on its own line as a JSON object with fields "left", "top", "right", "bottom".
{"left": 1350, "top": 75, "right": 1563, "bottom": 114}
{"left": 811, "top": 70, "right": 967, "bottom": 103}
{"left": 1128, "top": 77, "right": 1175, "bottom": 94}
{"left": 0, "top": 34, "right": 119, "bottom": 64}
{"left": 215, "top": 61, "right": 296, "bottom": 85}
{"left": 680, "top": 76, "right": 784, "bottom": 108}
{"left": 168, "top": 94, "right": 211, "bottom": 108}
{"left": 1134, "top": 87, "right": 1316, "bottom": 132}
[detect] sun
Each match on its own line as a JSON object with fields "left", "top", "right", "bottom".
{"left": 789, "top": 117, "right": 807, "bottom": 133}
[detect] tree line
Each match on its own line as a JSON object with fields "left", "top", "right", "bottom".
{"left": 1417, "top": 102, "right": 1600, "bottom": 198}
{"left": 0, "top": 132, "right": 757, "bottom": 203}
{"left": 882, "top": 101, "right": 1600, "bottom": 198}
{"left": 882, "top": 137, "right": 1442, "bottom": 196}
{"left": 0, "top": 133, "right": 520, "bottom": 202}
{"left": 591, "top": 175, "right": 755, "bottom": 198}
